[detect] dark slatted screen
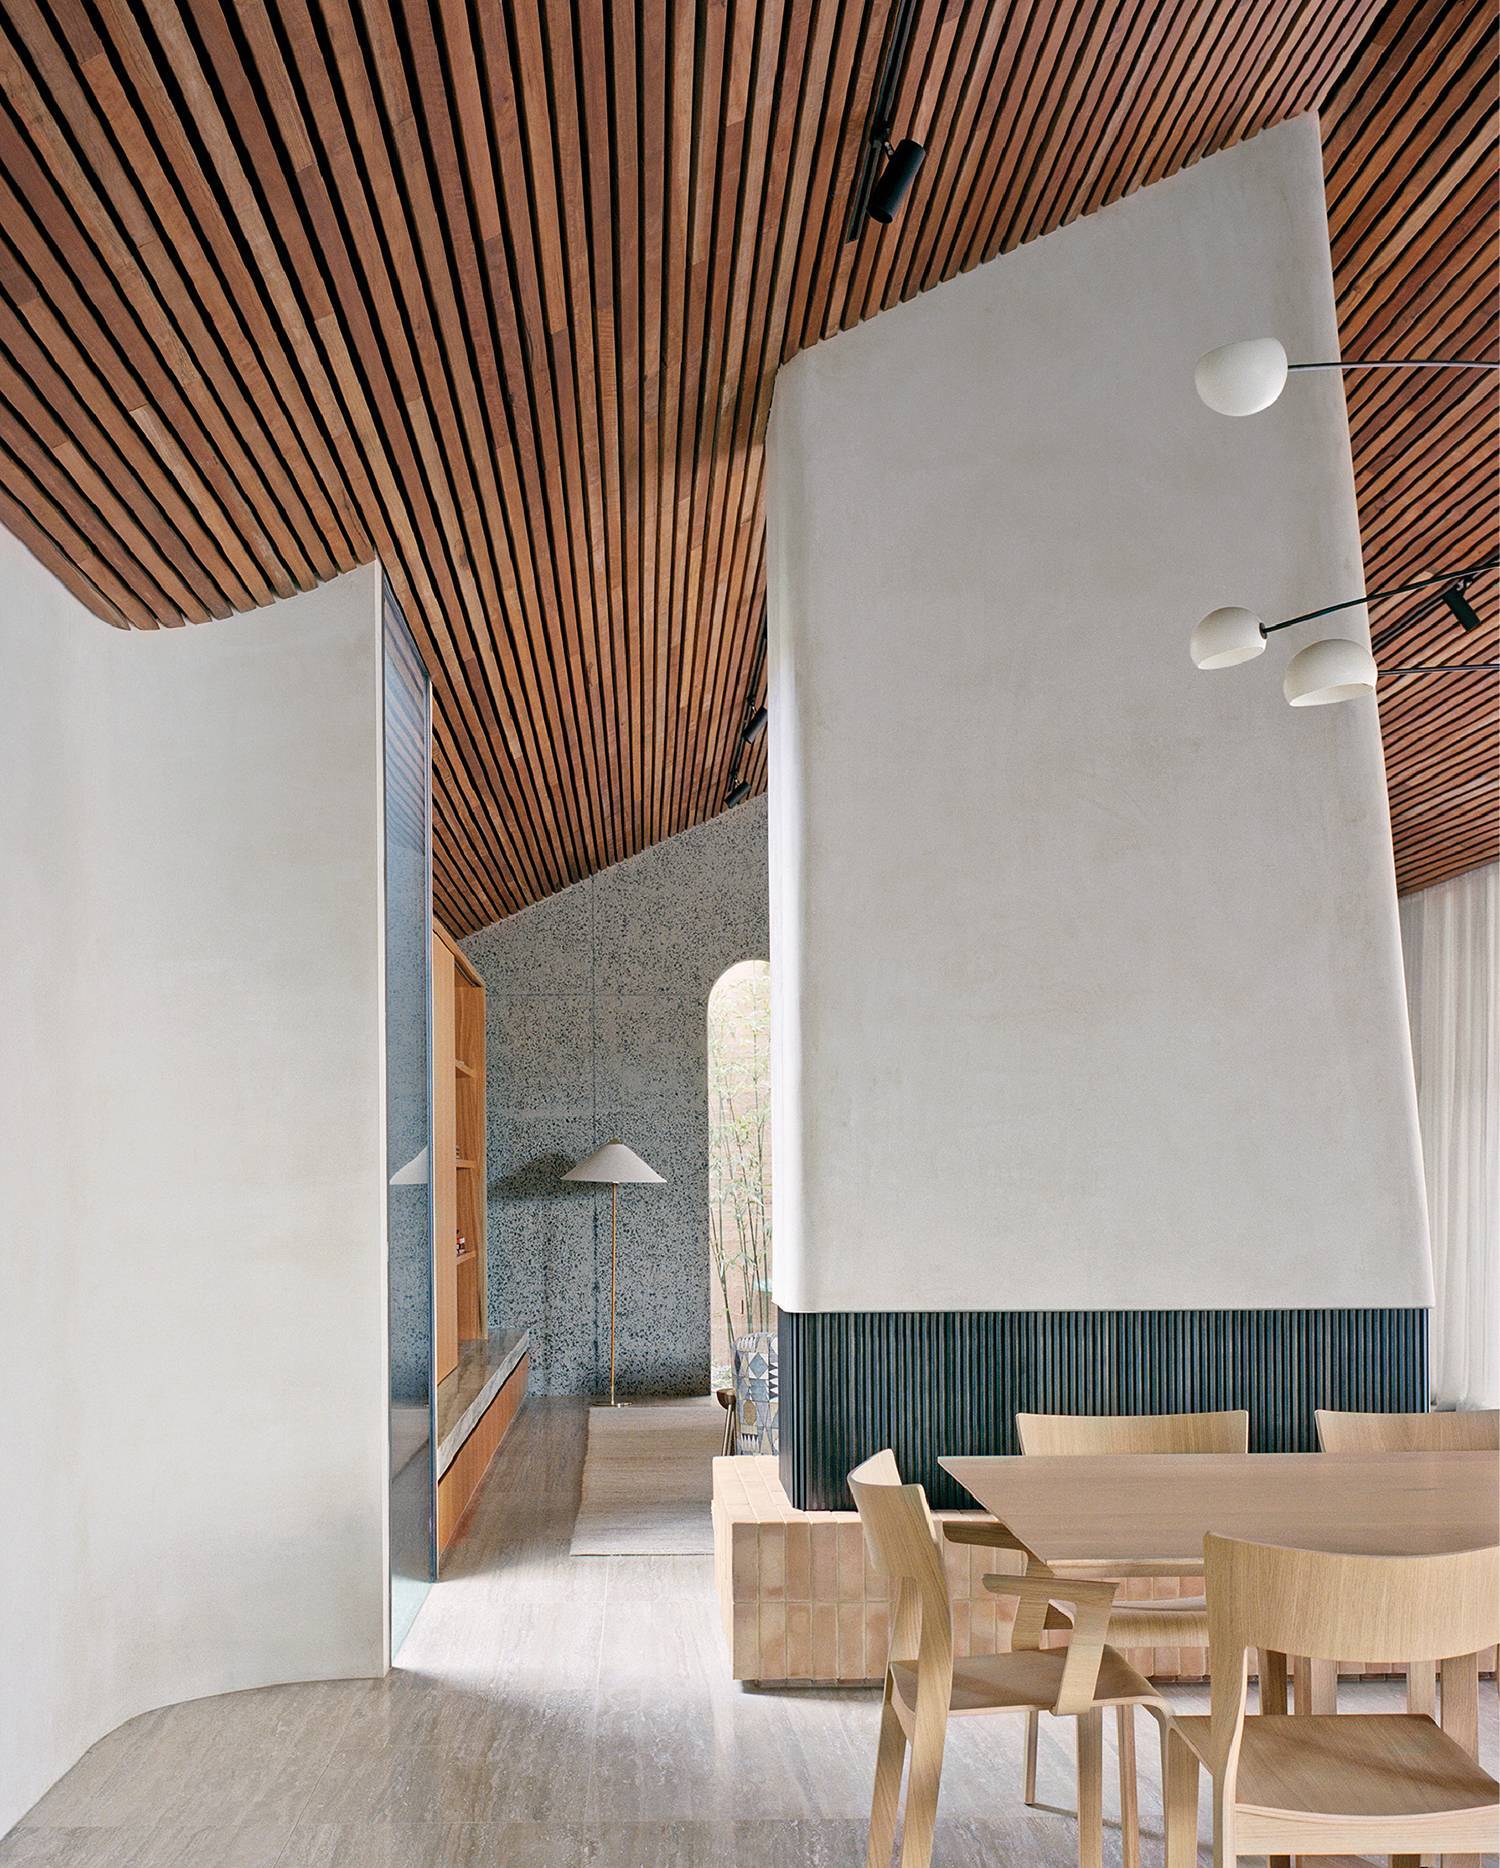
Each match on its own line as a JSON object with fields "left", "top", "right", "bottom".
{"left": 778, "top": 1308, "right": 1429, "bottom": 1510}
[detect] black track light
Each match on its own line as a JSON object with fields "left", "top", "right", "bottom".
{"left": 1441, "top": 583, "right": 1483, "bottom": 632}
{"left": 868, "top": 138, "right": 925, "bottom": 224}
{"left": 726, "top": 778, "right": 750, "bottom": 808}
{"left": 743, "top": 705, "right": 767, "bottom": 745}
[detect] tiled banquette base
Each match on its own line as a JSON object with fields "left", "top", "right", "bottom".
{"left": 711, "top": 1456, "right": 1474, "bottom": 1688}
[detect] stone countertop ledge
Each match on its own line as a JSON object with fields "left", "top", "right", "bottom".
{"left": 435, "top": 1329, "right": 529, "bottom": 1476}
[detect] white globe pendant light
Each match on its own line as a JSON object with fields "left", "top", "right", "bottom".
{"left": 1283, "top": 637, "right": 1379, "bottom": 707}
{"left": 1190, "top": 605, "right": 1267, "bottom": 669}
{"left": 1194, "top": 337, "right": 1289, "bottom": 416}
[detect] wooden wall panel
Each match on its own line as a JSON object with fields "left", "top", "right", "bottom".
{"left": 0, "top": 0, "right": 1490, "bottom": 914}
{"left": 431, "top": 931, "right": 459, "bottom": 1385}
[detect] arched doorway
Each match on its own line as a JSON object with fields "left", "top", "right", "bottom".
{"left": 707, "top": 959, "right": 772, "bottom": 1389}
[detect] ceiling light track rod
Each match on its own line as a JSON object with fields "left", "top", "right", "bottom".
{"left": 844, "top": 0, "right": 922, "bottom": 240}
{"left": 1287, "top": 359, "right": 1499, "bottom": 372}
{"left": 1262, "top": 558, "right": 1500, "bottom": 636}
{"left": 1382, "top": 663, "right": 1500, "bottom": 675}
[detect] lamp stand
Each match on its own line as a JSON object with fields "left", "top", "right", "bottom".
{"left": 608, "top": 1180, "right": 619, "bottom": 1407}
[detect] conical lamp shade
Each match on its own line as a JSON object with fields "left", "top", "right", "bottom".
{"left": 563, "top": 1140, "right": 665, "bottom": 1185}
{"left": 389, "top": 1145, "right": 429, "bottom": 1187}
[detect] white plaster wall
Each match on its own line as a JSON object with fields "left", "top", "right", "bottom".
{"left": 766, "top": 117, "right": 1430, "bottom": 1315}
{"left": 0, "top": 540, "right": 390, "bottom": 1835}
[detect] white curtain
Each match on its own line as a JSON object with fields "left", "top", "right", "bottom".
{"left": 1399, "top": 861, "right": 1499, "bottom": 1409}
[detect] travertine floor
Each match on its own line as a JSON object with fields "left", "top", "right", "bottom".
{"left": 6, "top": 1398, "right": 1495, "bottom": 1867}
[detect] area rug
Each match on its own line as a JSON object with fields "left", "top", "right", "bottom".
{"left": 569, "top": 1397, "right": 724, "bottom": 1555}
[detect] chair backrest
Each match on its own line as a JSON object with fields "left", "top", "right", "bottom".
{"left": 1016, "top": 1409, "right": 1249, "bottom": 1455}
{"left": 1203, "top": 1534, "right": 1500, "bottom": 1789}
{"left": 1315, "top": 1407, "right": 1500, "bottom": 1452}
{"left": 849, "top": 1450, "right": 1131, "bottom": 1721}
{"left": 848, "top": 1451, "right": 952, "bottom": 1684}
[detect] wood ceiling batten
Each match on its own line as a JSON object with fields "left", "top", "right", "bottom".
{"left": 1322, "top": 0, "right": 1498, "bottom": 897}
{"left": 0, "top": 0, "right": 1490, "bottom": 927}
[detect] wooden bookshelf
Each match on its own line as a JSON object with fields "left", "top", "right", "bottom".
{"left": 433, "top": 925, "right": 488, "bottom": 1383}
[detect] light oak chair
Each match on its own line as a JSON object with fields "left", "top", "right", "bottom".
{"left": 1314, "top": 1406, "right": 1500, "bottom": 1719}
{"left": 1014, "top": 1408, "right": 1250, "bottom": 1867}
{"left": 1164, "top": 1534, "right": 1500, "bottom": 1867}
{"left": 1315, "top": 1406, "right": 1500, "bottom": 1453}
{"left": 849, "top": 1449, "right": 1167, "bottom": 1868}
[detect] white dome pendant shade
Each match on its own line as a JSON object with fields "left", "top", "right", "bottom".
{"left": 1194, "top": 336, "right": 1289, "bottom": 416}
{"left": 1190, "top": 605, "right": 1267, "bottom": 669}
{"left": 1283, "top": 637, "right": 1379, "bottom": 706}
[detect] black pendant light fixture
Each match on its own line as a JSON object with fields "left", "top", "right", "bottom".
{"left": 845, "top": 0, "right": 925, "bottom": 238}
{"left": 1191, "top": 331, "right": 1498, "bottom": 708}
{"left": 1440, "top": 583, "right": 1484, "bottom": 633}
{"left": 1190, "top": 557, "right": 1500, "bottom": 707}
{"left": 868, "top": 138, "right": 926, "bottom": 225}
{"left": 1372, "top": 571, "right": 1486, "bottom": 651}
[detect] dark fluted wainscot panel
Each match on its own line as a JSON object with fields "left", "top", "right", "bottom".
{"left": 778, "top": 1309, "right": 1429, "bottom": 1511}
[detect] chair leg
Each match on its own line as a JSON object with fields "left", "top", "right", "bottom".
{"left": 866, "top": 1688, "right": 908, "bottom": 1868}
{"left": 1022, "top": 1708, "right": 1041, "bottom": 1806}
{"left": 1076, "top": 1707, "right": 1104, "bottom": 1868}
{"left": 1116, "top": 1704, "right": 1140, "bottom": 1868}
{"left": 1405, "top": 1659, "right": 1436, "bottom": 1718}
{"left": 1212, "top": 1784, "right": 1237, "bottom": 1868}
{"left": 897, "top": 1710, "right": 947, "bottom": 1868}
{"left": 1292, "top": 1655, "right": 1336, "bottom": 1714}
{"left": 1257, "top": 1647, "right": 1292, "bottom": 1868}
{"left": 1439, "top": 1653, "right": 1479, "bottom": 1758}
{"left": 1163, "top": 1727, "right": 1200, "bottom": 1868}
{"left": 1438, "top": 1652, "right": 1481, "bottom": 1868}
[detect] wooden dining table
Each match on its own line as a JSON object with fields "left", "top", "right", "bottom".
{"left": 940, "top": 1449, "right": 1500, "bottom": 1574}
{"left": 940, "top": 1448, "right": 1500, "bottom": 1781}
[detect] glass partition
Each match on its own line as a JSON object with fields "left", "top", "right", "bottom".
{"left": 382, "top": 581, "right": 435, "bottom": 1653}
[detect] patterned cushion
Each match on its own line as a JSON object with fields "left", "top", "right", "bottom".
{"left": 733, "top": 1331, "right": 779, "bottom": 1455}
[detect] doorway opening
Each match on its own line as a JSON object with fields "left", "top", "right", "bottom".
{"left": 707, "top": 959, "right": 773, "bottom": 1393}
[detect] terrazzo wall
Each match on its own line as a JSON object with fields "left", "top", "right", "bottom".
{"left": 463, "top": 796, "right": 769, "bottom": 1395}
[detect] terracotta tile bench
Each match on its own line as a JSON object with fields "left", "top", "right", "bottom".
{"left": 712, "top": 1455, "right": 1025, "bottom": 1686}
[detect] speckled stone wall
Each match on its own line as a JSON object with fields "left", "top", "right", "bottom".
{"left": 463, "top": 797, "right": 768, "bottom": 1396}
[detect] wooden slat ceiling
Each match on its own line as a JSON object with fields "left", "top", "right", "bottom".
{"left": 1322, "top": 0, "right": 1498, "bottom": 897}
{"left": 0, "top": 0, "right": 1491, "bottom": 930}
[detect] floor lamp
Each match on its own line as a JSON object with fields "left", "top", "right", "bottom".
{"left": 563, "top": 1140, "right": 665, "bottom": 1406}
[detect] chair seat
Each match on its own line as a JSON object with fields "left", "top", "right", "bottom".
{"left": 891, "top": 1645, "right": 1159, "bottom": 1717}
{"left": 1173, "top": 1714, "right": 1499, "bottom": 1819}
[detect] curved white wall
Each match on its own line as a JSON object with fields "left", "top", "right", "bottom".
{"left": 766, "top": 117, "right": 1431, "bottom": 1316}
{"left": 0, "top": 539, "right": 390, "bottom": 1835}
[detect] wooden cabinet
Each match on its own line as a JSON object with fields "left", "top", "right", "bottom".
{"left": 433, "top": 925, "right": 487, "bottom": 1383}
